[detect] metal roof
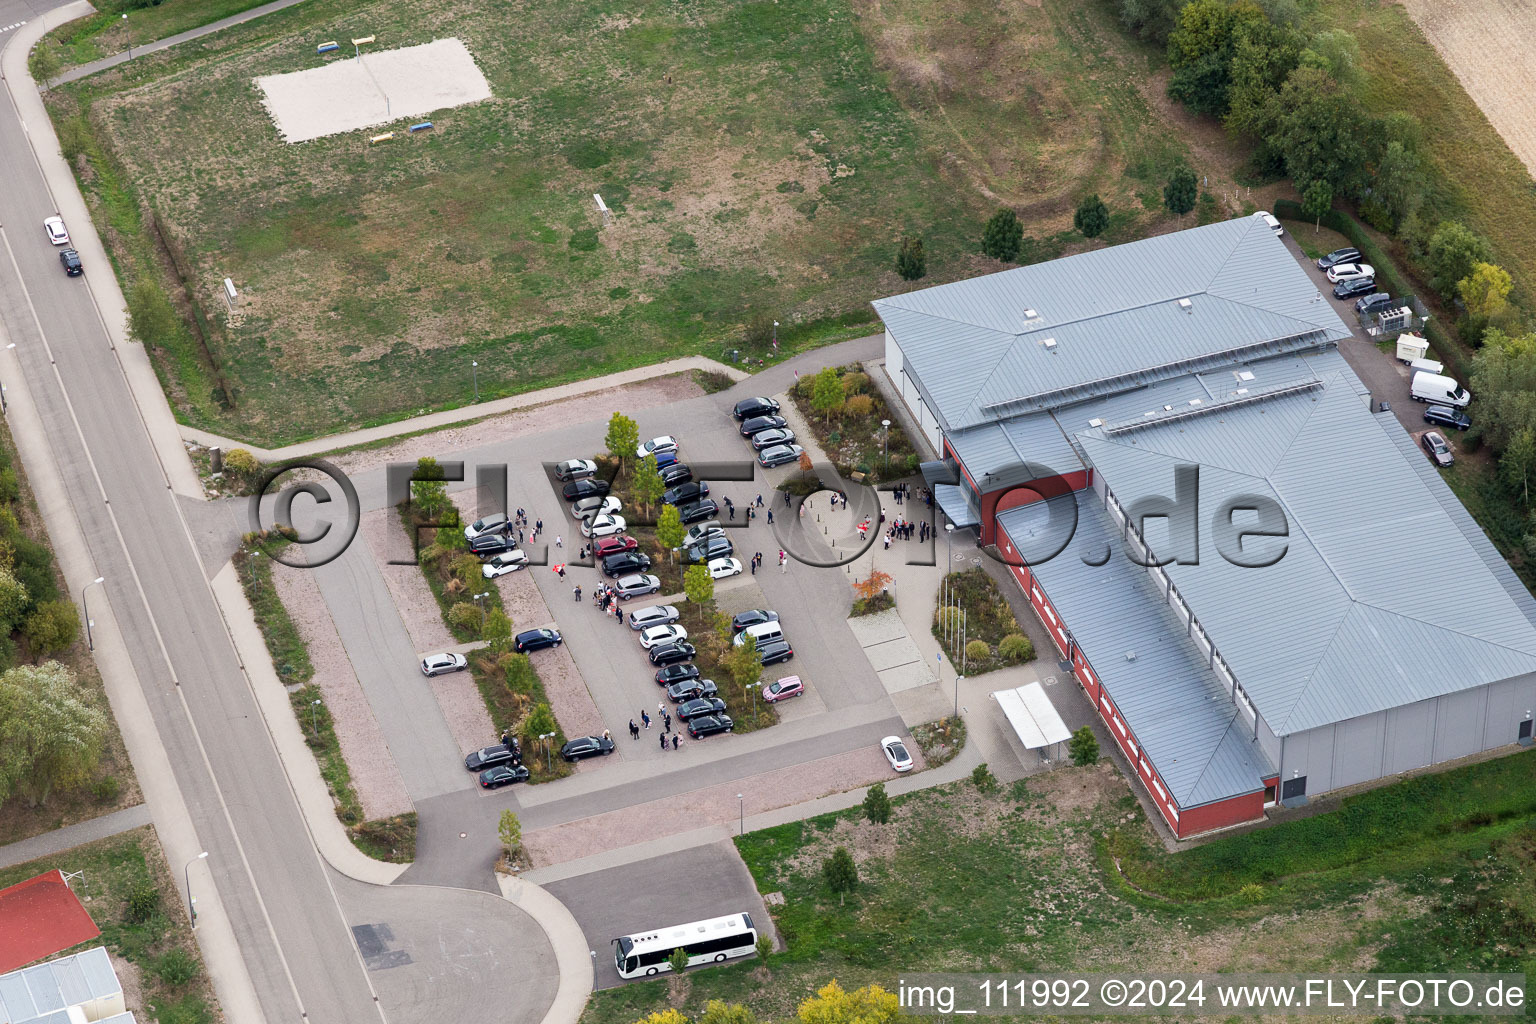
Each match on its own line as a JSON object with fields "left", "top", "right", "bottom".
{"left": 0, "top": 949, "right": 119, "bottom": 1024}
{"left": 874, "top": 215, "right": 1352, "bottom": 431}
{"left": 945, "top": 413, "right": 1084, "bottom": 490}
{"left": 1074, "top": 365, "right": 1536, "bottom": 735}
{"left": 998, "top": 497, "right": 1274, "bottom": 806}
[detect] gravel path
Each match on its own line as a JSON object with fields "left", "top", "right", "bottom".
{"left": 361, "top": 507, "right": 456, "bottom": 654}
{"left": 492, "top": 569, "right": 606, "bottom": 741}
{"left": 430, "top": 668, "right": 498, "bottom": 757}
{"left": 270, "top": 556, "right": 413, "bottom": 819}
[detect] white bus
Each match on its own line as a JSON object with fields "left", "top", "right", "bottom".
{"left": 612, "top": 912, "right": 758, "bottom": 978}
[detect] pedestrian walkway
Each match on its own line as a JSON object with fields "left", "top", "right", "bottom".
{"left": 0, "top": 804, "right": 152, "bottom": 870}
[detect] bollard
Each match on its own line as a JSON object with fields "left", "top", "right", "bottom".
{"left": 210, "top": 447, "right": 223, "bottom": 474}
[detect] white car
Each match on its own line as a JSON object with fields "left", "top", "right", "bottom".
{"left": 463, "top": 512, "right": 510, "bottom": 542}
{"left": 421, "top": 652, "right": 468, "bottom": 677}
{"left": 636, "top": 435, "right": 679, "bottom": 459}
{"left": 1255, "top": 210, "right": 1282, "bottom": 237}
{"left": 572, "top": 495, "right": 622, "bottom": 520}
{"left": 882, "top": 735, "right": 914, "bottom": 773}
{"left": 707, "top": 556, "right": 743, "bottom": 580}
{"left": 1326, "top": 262, "right": 1375, "bottom": 284}
{"left": 638, "top": 624, "right": 689, "bottom": 649}
{"left": 481, "top": 549, "right": 529, "bottom": 578}
{"left": 554, "top": 459, "right": 598, "bottom": 481}
{"left": 582, "top": 513, "right": 627, "bottom": 538}
{"left": 684, "top": 521, "right": 725, "bottom": 546}
{"left": 44, "top": 216, "right": 70, "bottom": 246}
{"left": 627, "top": 604, "right": 680, "bottom": 631}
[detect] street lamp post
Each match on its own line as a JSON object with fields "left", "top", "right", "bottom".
{"left": 82, "top": 576, "right": 105, "bottom": 651}
{"left": 1, "top": 342, "right": 14, "bottom": 413}
{"left": 738, "top": 793, "right": 744, "bottom": 835}
{"left": 122, "top": 13, "right": 131, "bottom": 60}
{"left": 310, "top": 698, "right": 321, "bottom": 737}
{"left": 473, "top": 591, "right": 488, "bottom": 630}
{"left": 771, "top": 321, "right": 778, "bottom": 350}
{"left": 184, "top": 851, "right": 208, "bottom": 928}
{"left": 541, "top": 731, "right": 555, "bottom": 772}
{"left": 945, "top": 522, "right": 954, "bottom": 569}
{"left": 881, "top": 419, "right": 890, "bottom": 469}
{"left": 472, "top": 360, "right": 479, "bottom": 403}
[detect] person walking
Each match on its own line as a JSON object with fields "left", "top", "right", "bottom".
{"left": 518, "top": 528, "right": 525, "bottom": 544}
{"left": 660, "top": 732, "right": 667, "bottom": 751}
{"left": 573, "top": 584, "right": 582, "bottom": 602}
{"left": 750, "top": 556, "right": 757, "bottom": 575}
{"left": 755, "top": 494, "right": 764, "bottom": 507}
{"left": 784, "top": 490, "right": 791, "bottom": 507}
{"left": 555, "top": 534, "right": 563, "bottom": 548}
{"left": 629, "top": 719, "right": 639, "bottom": 739}
{"left": 558, "top": 564, "right": 567, "bottom": 579}
{"left": 659, "top": 701, "right": 666, "bottom": 718}
{"left": 767, "top": 509, "right": 774, "bottom": 525}
{"left": 616, "top": 608, "right": 625, "bottom": 626}
{"left": 641, "top": 709, "right": 651, "bottom": 729}
{"left": 729, "top": 502, "right": 736, "bottom": 521}
{"left": 663, "top": 712, "right": 672, "bottom": 732}
{"left": 671, "top": 734, "right": 679, "bottom": 750}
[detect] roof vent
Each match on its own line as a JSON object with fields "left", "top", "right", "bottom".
{"left": 1235, "top": 387, "right": 1250, "bottom": 396}
{"left": 1126, "top": 651, "right": 1137, "bottom": 662}
{"left": 1188, "top": 398, "right": 1202, "bottom": 406}
{"left": 1088, "top": 418, "right": 1104, "bottom": 428}
{"left": 1163, "top": 405, "right": 1173, "bottom": 412}
{"left": 1041, "top": 337, "right": 1057, "bottom": 351}
{"left": 1023, "top": 308, "right": 1040, "bottom": 321}
{"left": 1236, "top": 370, "right": 1256, "bottom": 382}
{"left": 1177, "top": 298, "right": 1193, "bottom": 313}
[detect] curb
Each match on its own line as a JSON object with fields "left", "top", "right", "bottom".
{"left": 498, "top": 872, "right": 594, "bottom": 1024}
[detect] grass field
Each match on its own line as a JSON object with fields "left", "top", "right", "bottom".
{"left": 37, "top": 0, "right": 280, "bottom": 72}
{"left": 52, "top": 0, "right": 1198, "bottom": 445}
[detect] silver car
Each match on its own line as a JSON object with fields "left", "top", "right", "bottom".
{"left": 421, "top": 652, "right": 468, "bottom": 676}
{"left": 613, "top": 573, "right": 661, "bottom": 599}
{"left": 572, "top": 495, "right": 622, "bottom": 520}
{"left": 554, "top": 459, "right": 598, "bottom": 481}
{"left": 628, "top": 604, "right": 680, "bottom": 630}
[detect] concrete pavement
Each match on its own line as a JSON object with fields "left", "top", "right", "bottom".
{"left": 0, "top": 803, "right": 152, "bottom": 869}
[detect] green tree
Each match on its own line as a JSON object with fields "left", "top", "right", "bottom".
{"left": 498, "top": 808, "right": 522, "bottom": 853}
{"left": 605, "top": 412, "right": 640, "bottom": 468}
{"left": 895, "top": 236, "right": 926, "bottom": 281}
{"left": 410, "top": 456, "right": 451, "bottom": 521}
{"left": 981, "top": 208, "right": 1023, "bottom": 262}
{"left": 1223, "top": 18, "right": 1305, "bottom": 137}
{"left": 862, "top": 781, "right": 891, "bottom": 824}
{"left": 30, "top": 44, "right": 61, "bottom": 86}
{"left": 0, "top": 566, "right": 29, "bottom": 632}
{"left": 683, "top": 563, "right": 715, "bottom": 621}
{"left": 0, "top": 661, "right": 108, "bottom": 806}
{"left": 656, "top": 504, "right": 685, "bottom": 556}
{"left": 972, "top": 762, "right": 998, "bottom": 792}
{"left": 522, "top": 701, "right": 557, "bottom": 746}
{"left": 1118, "top": 0, "right": 1186, "bottom": 44}
{"left": 1426, "top": 221, "right": 1495, "bottom": 301}
{"left": 1266, "top": 66, "right": 1368, "bottom": 195}
{"left": 1301, "top": 179, "right": 1332, "bottom": 231}
{"left": 667, "top": 948, "right": 690, "bottom": 975}
{"left": 811, "top": 366, "right": 844, "bottom": 424}
{"left": 1459, "top": 262, "right": 1513, "bottom": 321}
{"left": 754, "top": 933, "right": 773, "bottom": 962}
{"left": 1502, "top": 428, "right": 1536, "bottom": 507}
{"left": 1469, "top": 329, "right": 1536, "bottom": 453}
{"left": 1069, "top": 725, "right": 1100, "bottom": 766}
{"left": 633, "top": 454, "right": 665, "bottom": 515}
{"left": 23, "top": 600, "right": 79, "bottom": 655}
{"left": 798, "top": 982, "right": 899, "bottom": 1024}
{"left": 723, "top": 634, "right": 765, "bottom": 694}
{"left": 822, "top": 846, "right": 858, "bottom": 894}
{"left": 1166, "top": 0, "right": 1267, "bottom": 115}
{"left": 1370, "top": 139, "right": 1425, "bottom": 230}
{"left": 1299, "top": 28, "right": 1361, "bottom": 90}
{"left": 1163, "top": 167, "right": 1198, "bottom": 217}
{"left": 1073, "top": 194, "right": 1110, "bottom": 239}
{"left": 125, "top": 279, "right": 180, "bottom": 349}
{"left": 482, "top": 608, "right": 513, "bottom": 648}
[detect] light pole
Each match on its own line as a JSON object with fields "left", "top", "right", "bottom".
{"left": 771, "top": 320, "right": 778, "bottom": 350}
{"left": 881, "top": 419, "right": 890, "bottom": 469}
{"left": 473, "top": 591, "right": 488, "bottom": 630}
{"left": 122, "top": 13, "right": 131, "bottom": 60}
{"left": 737, "top": 793, "right": 744, "bottom": 835}
{"left": 748, "top": 681, "right": 760, "bottom": 723}
{"left": 1, "top": 342, "right": 14, "bottom": 413}
{"left": 82, "top": 576, "right": 104, "bottom": 651}
{"left": 472, "top": 360, "right": 479, "bottom": 403}
{"left": 248, "top": 548, "right": 261, "bottom": 601}
{"left": 184, "top": 851, "right": 208, "bottom": 928}
{"left": 310, "top": 698, "right": 321, "bottom": 737}
{"left": 945, "top": 522, "right": 954, "bottom": 569}
{"left": 955, "top": 674, "right": 963, "bottom": 719}
{"left": 541, "top": 731, "right": 555, "bottom": 772}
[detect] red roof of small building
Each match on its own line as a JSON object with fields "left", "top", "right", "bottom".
{"left": 0, "top": 870, "right": 100, "bottom": 973}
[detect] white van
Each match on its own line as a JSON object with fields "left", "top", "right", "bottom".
{"left": 1410, "top": 372, "right": 1470, "bottom": 408}
{"left": 732, "top": 621, "right": 785, "bottom": 648}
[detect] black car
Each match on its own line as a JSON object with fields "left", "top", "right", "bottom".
{"left": 59, "top": 249, "right": 83, "bottom": 276}
{"left": 464, "top": 742, "right": 521, "bottom": 771}
{"left": 560, "top": 735, "right": 616, "bottom": 761}
{"left": 656, "top": 663, "right": 700, "bottom": 687}
{"left": 1423, "top": 405, "right": 1471, "bottom": 431}
{"left": 731, "top": 609, "right": 779, "bottom": 632}
{"left": 1315, "top": 247, "right": 1362, "bottom": 271}
{"left": 758, "top": 639, "right": 794, "bottom": 665}
{"left": 1333, "top": 277, "right": 1376, "bottom": 299}
{"left": 687, "top": 713, "right": 735, "bottom": 739}
{"left": 666, "top": 678, "right": 719, "bottom": 703}
{"left": 739, "top": 415, "right": 789, "bottom": 437}
{"left": 659, "top": 463, "right": 693, "bottom": 486}
{"left": 479, "top": 764, "right": 531, "bottom": 789}
{"left": 677, "top": 697, "right": 728, "bottom": 721}
{"left": 1354, "top": 292, "right": 1395, "bottom": 315}
{"left": 648, "top": 640, "right": 697, "bottom": 666}
{"left": 662, "top": 481, "right": 710, "bottom": 506}
{"left": 733, "top": 396, "right": 780, "bottom": 421}
{"left": 563, "top": 478, "right": 611, "bottom": 502}
{"left": 602, "top": 551, "right": 653, "bottom": 577}
{"left": 514, "top": 628, "right": 562, "bottom": 653}
{"left": 677, "top": 499, "right": 719, "bottom": 525}
{"left": 469, "top": 533, "right": 517, "bottom": 558}
{"left": 685, "top": 535, "right": 734, "bottom": 563}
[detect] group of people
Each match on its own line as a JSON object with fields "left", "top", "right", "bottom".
{"left": 630, "top": 710, "right": 681, "bottom": 750}
{"left": 575, "top": 582, "right": 628, "bottom": 625}
{"left": 884, "top": 518, "right": 928, "bottom": 547}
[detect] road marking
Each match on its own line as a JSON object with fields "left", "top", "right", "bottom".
{"left": 0, "top": 21, "right": 27, "bottom": 35}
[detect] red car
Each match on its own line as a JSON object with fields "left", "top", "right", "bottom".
{"left": 592, "top": 535, "right": 638, "bottom": 558}
{"left": 763, "top": 675, "right": 804, "bottom": 702}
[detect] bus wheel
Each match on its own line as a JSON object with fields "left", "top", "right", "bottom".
{"left": 647, "top": 968, "right": 658, "bottom": 976}
{"left": 715, "top": 954, "right": 726, "bottom": 962}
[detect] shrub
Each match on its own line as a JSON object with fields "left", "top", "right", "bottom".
{"left": 222, "top": 448, "right": 258, "bottom": 477}
{"left": 453, "top": 554, "right": 483, "bottom": 593}
{"left": 964, "top": 639, "right": 990, "bottom": 664}
{"left": 24, "top": 599, "right": 80, "bottom": 654}
{"left": 823, "top": 846, "right": 858, "bottom": 893}
{"left": 1074, "top": 194, "right": 1110, "bottom": 238}
{"left": 896, "top": 236, "right": 926, "bottom": 281}
{"left": 998, "top": 633, "right": 1034, "bottom": 664}
{"left": 92, "top": 775, "right": 120, "bottom": 804}
{"left": 862, "top": 782, "right": 891, "bottom": 824}
{"left": 1238, "top": 882, "right": 1266, "bottom": 903}
{"left": 668, "top": 947, "right": 690, "bottom": 974}
{"left": 1009, "top": 778, "right": 1030, "bottom": 803}
{"left": 498, "top": 809, "right": 522, "bottom": 853}
{"left": 841, "top": 371, "right": 870, "bottom": 395}
{"left": 982, "top": 208, "right": 1024, "bottom": 262}
{"left": 845, "top": 394, "right": 874, "bottom": 418}
{"left": 482, "top": 608, "right": 512, "bottom": 646}
{"left": 153, "top": 948, "right": 199, "bottom": 987}
{"left": 1069, "top": 726, "right": 1100, "bottom": 766}
{"left": 124, "top": 879, "right": 160, "bottom": 923}
{"left": 971, "top": 762, "right": 998, "bottom": 793}
{"left": 755, "top": 933, "right": 773, "bottom": 962}
{"left": 447, "top": 602, "right": 481, "bottom": 634}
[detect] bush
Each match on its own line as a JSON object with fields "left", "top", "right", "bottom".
{"left": 862, "top": 782, "right": 891, "bottom": 824}
{"left": 896, "top": 237, "right": 926, "bottom": 281}
{"left": 971, "top": 762, "right": 998, "bottom": 793}
{"left": 1009, "top": 778, "right": 1030, "bottom": 803}
{"left": 998, "top": 633, "right": 1034, "bottom": 664}
{"left": 453, "top": 553, "right": 483, "bottom": 593}
{"left": 1073, "top": 194, "right": 1110, "bottom": 238}
{"left": 841, "top": 372, "right": 870, "bottom": 395}
{"left": 823, "top": 846, "right": 858, "bottom": 893}
{"left": 845, "top": 394, "right": 874, "bottom": 418}
{"left": 153, "top": 948, "right": 199, "bottom": 987}
{"left": 755, "top": 933, "right": 773, "bottom": 962}
{"left": 222, "top": 448, "right": 258, "bottom": 477}
{"left": 964, "top": 639, "right": 990, "bottom": 664}
{"left": 981, "top": 208, "right": 1024, "bottom": 262}
{"left": 23, "top": 599, "right": 79, "bottom": 654}
{"left": 668, "top": 948, "right": 690, "bottom": 974}
{"left": 447, "top": 602, "right": 481, "bottom": 634}
{"left": 124, "top": 879, "right": 160, "bottom": 923}
{"left": 1069, "top": 725, "right": 1100, "bottom": 766}
{"left": 498, "top": 808, "right": 522, "bottom": 853}
{"left": 92, "top": 775, "right": 120, "bottom": 804}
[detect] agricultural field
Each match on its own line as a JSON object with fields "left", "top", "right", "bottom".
{"left": 51, "top": 0, "right": 1201, "bottom": 445}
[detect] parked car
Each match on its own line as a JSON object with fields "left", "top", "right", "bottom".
{"left": 1333, "top": 277, "right": 1377, "bottom": 299}
{"left": 1421, "top": 430, "right": 1455, "bottom": 467}
{"left": 469, "top": 533, "right": 517, "bottom": 558}
{"left": 663, "top": 481, "right": 710, "bottom": 506}
{"left": 708, "top": 557, "right": 743, "bottom": 580}
{"left": 882, "top": 735, "right": 914, "bottom": 772}
{"left": 481, "top": 549, "right": 529, "bottom": 578}
{"left": 648, "top": 640, "right": 697, "bottom": 666}
{"left": 573, "top": 495, "right": 623, "bottom": 520}
{"left": 1326, "top": 262, "right": 1375, "bottom": 284}
{"left": 687, "top": 713, "right": 734, "bottom": 739}
{"left": 666, "top": 678, "right": 719, "bottom": 703}
{"left": 554, "top": 459, "right": 598, "bottom": 481}
{"left": 464, "top": 512, "right": 511, "bottom": 542}
{"left": 763, "top": 675, "right": 804, "bottom": 702}
{"left": 757, "top": 638, "right": 794, "bottom": 665}
{"left": 636, "top": 436, "right": 679, "bottom": 459}
{"left": 421, "top": 652, "right": 468, "bottom": 677}
{"left": 614, "top": 573, "right": 662, "bottom": 599}
{"left": 1316, "top": 247, "right": 1362, "bottom": 271}
{"left": 685, "top": 535, "right": 734, "bottom": 563}
{"left": 684, "top": 521, "right": 724, "bottom": 547}
{"left": 582, "top": 513, "right": 627, "bottom": 538}
{"left": 513, "top": 628, "right": 562, "bottom": 653}
{"left": 659, "top": 463, "right": 693, "bottom": 486}
{"left": 730, "top": 609, "right": 779, "bottom": 632}
{"left": 638, "top": 624, "right": 689, "bottom": 650}
{"left": 59, "top": 249, "right": 83, "bottom": 276}
{"left": 758, "top": 444, "right": 804, "bottom": 468}
{"left": 739, "top": 414, "right": 789, "bottom": 437}
{"left": 1423, "top": 405, "right": 1471, "bottom": 431}
{"left": 677, "top": 697, "right": 727, "bottom": 721}
{"left": 592, "top": 535, "right": 639, "bottom": 558}
{"left": 602, "top": 551, "right": 652, "bottom": 577}
{"left": 479, "top": 764, "right": 530, "bottom": 789}
{"left": 628, "top": 604, "right": 681, "bottom": 631}
{"left": 1354, "top": 292, "right": 1395, "bottom": 316}
{"left": 44, "top": 216, "right": 70, "bottom": 246}
{"left": 560, "top": 735, "right": 615, "bottom": 761}
{"left": 465, "top": 742, "right": 520, "bottom": 772}
{"left": 677, "top": 499, "right": 719, "bottom": 525}
{"left": 733, "top": 396, "right": 781, "bottom": 421}
{"left": 563, "top": 478, "right": 611, "bottom": 502}
{"left": 750, "top": 428, "right": 796, "bottom": 451}
{"left": 1255, "top": 211, "right": 1283, "bottom": 236}
{"left": 655, "top": 663, "right": 700, "bottom": 687}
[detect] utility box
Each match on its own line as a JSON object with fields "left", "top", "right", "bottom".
{"left": 1395, "top": 331, "right": 1429, "bottom": 363}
